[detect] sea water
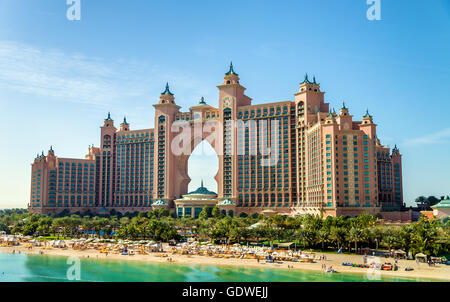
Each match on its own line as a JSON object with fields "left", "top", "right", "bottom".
{"left": 0, "top": 252, "right": 434, "bottom": 282}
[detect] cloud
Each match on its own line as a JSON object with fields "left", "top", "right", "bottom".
{"left": 403, "top": 128, "right": 450, "bottom": 146}
{"left": 0, "top": 41, "right": 215, "bottom": 111}
{"left": 0, "top": 41, "right": 123, "bottom": 106}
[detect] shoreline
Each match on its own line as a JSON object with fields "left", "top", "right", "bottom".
{"left": 1, "top": 245, "right": 448, "bottom": 281}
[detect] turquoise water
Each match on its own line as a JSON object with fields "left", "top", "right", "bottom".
{"left": 0, "top": 252, "right": 435, "bottom": 282}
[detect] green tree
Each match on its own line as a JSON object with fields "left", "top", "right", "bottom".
{"left": 211, "top": 206, "right": 221, "bottom": 219}
{"left": 198, "top": 206, "right": 209, "bottom": 220}
{"left": 330, "top": 227, "right": 346, "bottom": 250}
{"left": 347, "top": 227, "right": 362, "bottom": 253}
{"left": 316, "top": 230, "right": 329, "bottom": 250}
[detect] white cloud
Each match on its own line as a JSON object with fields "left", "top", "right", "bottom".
{"left": 0, "top": 41, "right": 215, "bottom": 110}
{"left": 403, "top": 128, "right": 450, "bottom": 145}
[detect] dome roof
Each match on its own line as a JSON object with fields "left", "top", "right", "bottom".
{"left": 187, "top": 180, "right": 217, "bottom": 196}
{"left": 431, "top": 196, "right": 450, "bottom": 209}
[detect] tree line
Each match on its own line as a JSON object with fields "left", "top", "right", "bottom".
{"left": 0, "top": 207, "right": 449, "bottom": 257}
{"left": 414, "top": 195, "right": 445, "bottom": 210}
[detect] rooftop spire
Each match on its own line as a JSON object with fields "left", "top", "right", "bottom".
{"left": 49, "top": 145, "right": 53, "bottom": 152}
{"left": 105, "top": 112, "right": 112, "bottom": 121}
{"left": 301, "top": 73, "right": 311, "bottom": 84}
{"left": 341, "top": 101, "right": 347, "bottom": 110}
{"left": 327, "top": 109, "right": 333, "bottom": 118}
{"left": 225, "top": 61, "right": 238, "bottom": 76}
{"left": 312, "top": 75, "right": 318, "bottom": 85}
{"left": 161, "top": 82, "right": 174, "bottom": 96}
{"left": 364, "top": 108, "right": 372, "bottom": 118}
{"left": 122, "top": 117, "right": 129, "bottom": 125}
{"left": 199, "top": 96, "right": 207, "bottom": 105}
{"left": 201, "top": 179, "right": 204, "bottom": 188}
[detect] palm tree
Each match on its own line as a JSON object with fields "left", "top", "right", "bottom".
{"left": 316, "top": 230, "right": 329, "bottom": 250}
{"left": 370, "top": 226, "right": 384, "bottom": 250}
{"left": 296, "top": 229, "right": 309, "bottom": 249}
{"left": 329, "top": 227, "right": 346, "bottom": 250}
{"left": 347, "top": 227, "right": 362, "bottom": 253}
{"left": 381, "top": 235, "right": 398, "bottom": 251}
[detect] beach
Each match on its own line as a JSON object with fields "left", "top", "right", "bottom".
{"left": 1, "top": 243, "right": 448, "bottom": 281}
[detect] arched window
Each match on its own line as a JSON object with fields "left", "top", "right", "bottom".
{"left": 103, "top": 135, "right": 111, "bottom": 148}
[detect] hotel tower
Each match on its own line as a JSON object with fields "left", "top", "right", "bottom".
{"left": 29, "top": 64, "right": 404, "bottom": 218}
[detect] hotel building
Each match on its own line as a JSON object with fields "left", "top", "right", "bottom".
{"left": 29, "top": 64, "right": 404, "bottom": 218}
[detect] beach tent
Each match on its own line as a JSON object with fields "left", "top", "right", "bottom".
{"left": 54, "top": 240, "right": 66, "bottom": 248}
{"left": 278, "top": 242, "right": 295, "bottom": 249}
{"left": 394, "top": 250, "right": 407, "bottom": 259}
{"left": 415, "top": 253, "right": 427, "bottom": 263}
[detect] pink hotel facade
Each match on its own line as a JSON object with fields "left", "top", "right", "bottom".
{"left": 29, "top": 64, "right": 404, "bottom": 218}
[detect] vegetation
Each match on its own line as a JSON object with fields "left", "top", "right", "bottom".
{"left": 1, "top": 208, "right": 449, "bottom": 257}
{"left": 414, "top": 195, "right": 442, "bottom": 210}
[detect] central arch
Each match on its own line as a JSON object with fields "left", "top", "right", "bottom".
{"left": 187, "top": 140, "right": 218, "bottom": 193}
{"left": 172, "top": 120, "right": 223, "bottom": 198}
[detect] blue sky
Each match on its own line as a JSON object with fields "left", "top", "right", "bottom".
{"left": 0, "top": 0, "right": 449, "bottom": 208}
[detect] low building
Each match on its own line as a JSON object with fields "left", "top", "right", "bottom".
{"left": 174, "top": 181, "right": 219, "bottom": 218}
{"left": 174, "top": 181, "right": 237, "bottom": 218}
{"left": 431, "top": 196, "right": 450, "bottom": 219}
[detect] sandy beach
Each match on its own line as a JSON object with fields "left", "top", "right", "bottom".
{"left": 1, "top": 244, "right": 449, "bottom": 281}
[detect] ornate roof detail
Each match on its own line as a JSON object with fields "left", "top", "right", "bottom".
{"left": 341, "top": 102, "right": 348, "bottom": 110}
{"left": 121, "top": 117, "right": 129, "bottom": 125}
{"left": 199, "top": 97, "right": 207, "bottom": 105}
{"left": 105, "top": 112, "right": 113, "bottom": 121}
{"left": 187, "top": 180, "right": 217, "bottom": 196}
{"left": 301, "top": 73, "right": 311, "bottom": 84}
{"left": 363, "top": 109, "right": 372, "bottom": 119}
{"left": 218, "top": 199, "right": 235, "bottom": 206}
{"left": 431, "top": 196, "right": 450, "bottom": 209}
{"left": 332, "top": 108, "right": 337, "bottom": 117}
{"left": 225, "top": 62, "right": 238, "bottom": 76}
{"left": 161, "top": 83, "right": 174, "bottom": 96}
{"left": 326, "top": 109, "right": 333, "bottom": 118}
{"left": 153, "top": 199, "right": 168, "bottom": 206}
